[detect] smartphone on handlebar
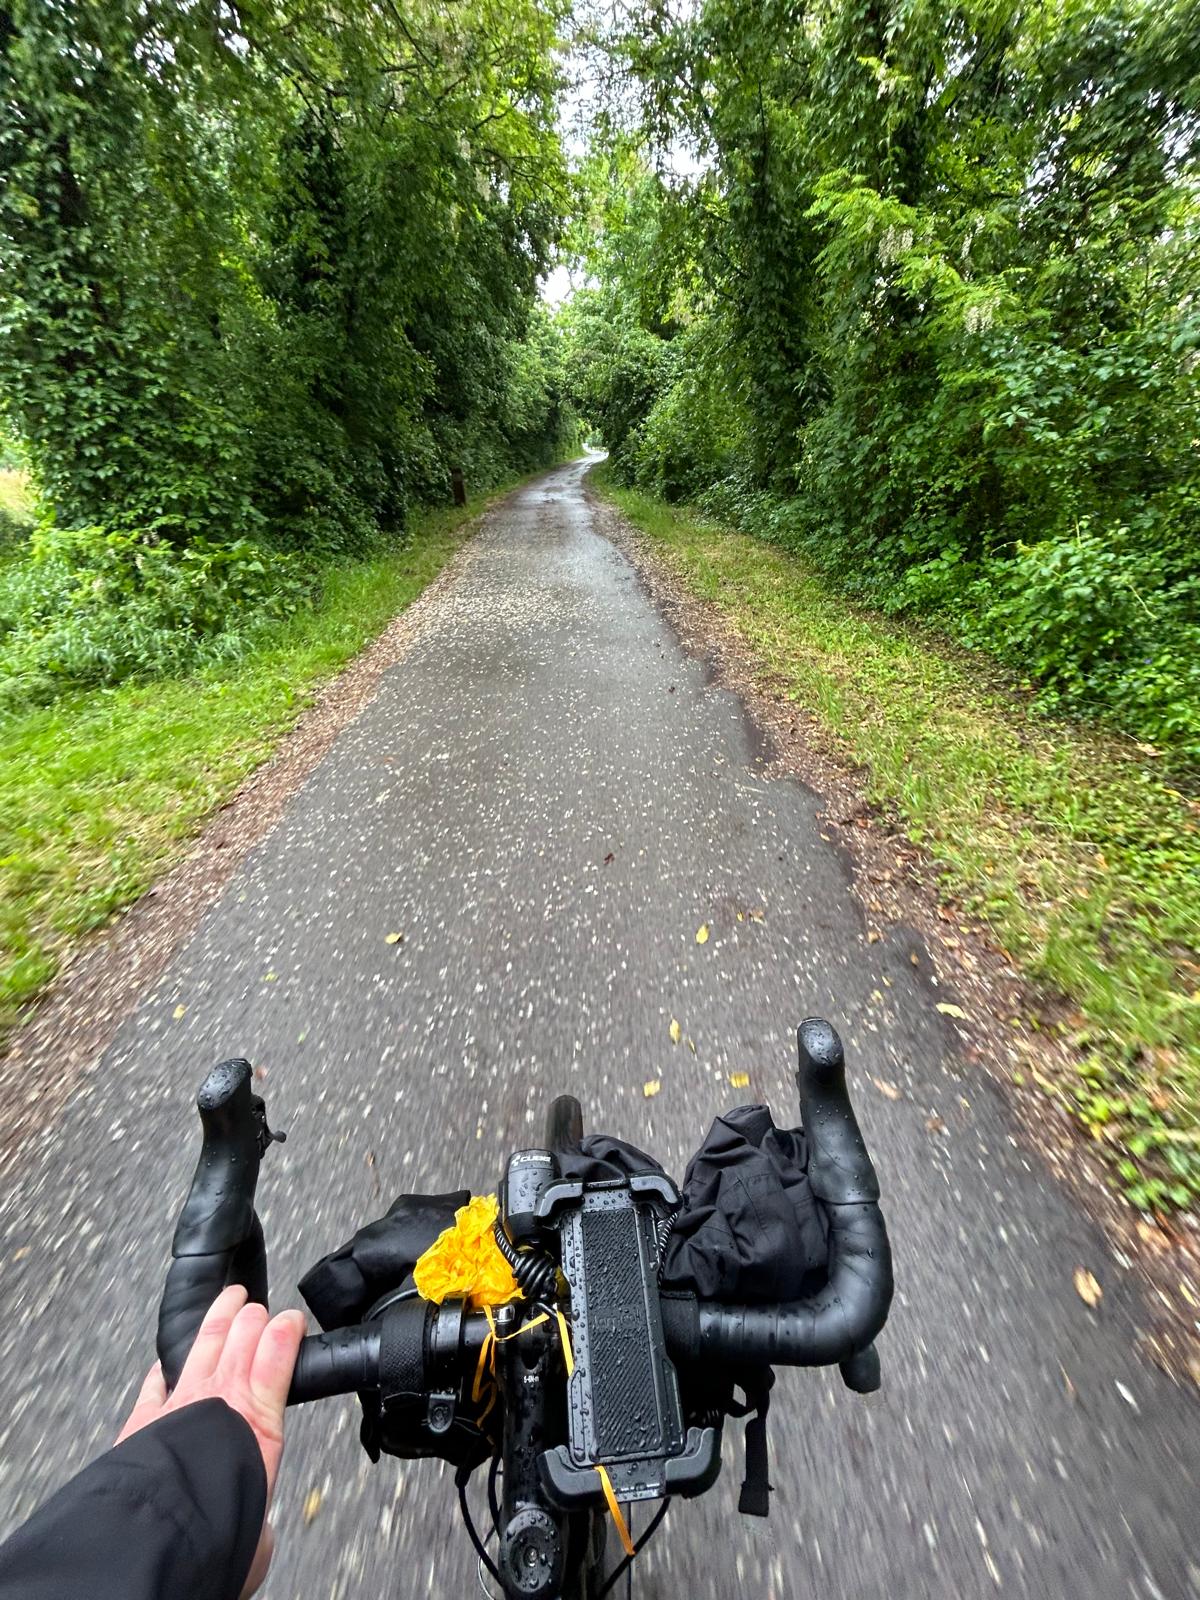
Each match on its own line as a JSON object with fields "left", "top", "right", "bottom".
{"left": 156, "top": 1019, "right": 892, "bottom": 1600}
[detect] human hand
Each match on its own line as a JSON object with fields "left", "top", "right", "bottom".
{"left": 117, "top": 1285, "right": 306, "bottom": 1598}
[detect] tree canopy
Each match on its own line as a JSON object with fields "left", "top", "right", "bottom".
{"left": 0, "top": 0, "right": 577, "bottom": 696}
{"left": 566, "top": 0, "right": 1200, "bottom": 763}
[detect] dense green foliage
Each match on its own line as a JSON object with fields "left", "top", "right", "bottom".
{"left": 568, "top": 0, "right": 1200, "bottom": 763}
{"left": 0, "top": 0, "right": 577, "bottom": 705}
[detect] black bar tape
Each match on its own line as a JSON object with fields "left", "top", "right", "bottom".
{"left": 288, "top": 1326, "right": 383, "bottom": 1405}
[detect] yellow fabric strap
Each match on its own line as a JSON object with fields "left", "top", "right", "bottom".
{"left": 497, "top": 1312, "right": 549, "bottom": 1342}
{"left": 595, "top": 1465, "right": 636, "bottom": 1559}
{"left": 475, "top": 1306, "right": 554, "bottom": 1425}
{"left": 473, "top": 1307, "right": 497, "bottom": 1403}
{"left": 550, "top": 1312, "right": 633, "bottom": 1559}
{"left": 555, "top": 1308, "right": 575, "bottom": 1377}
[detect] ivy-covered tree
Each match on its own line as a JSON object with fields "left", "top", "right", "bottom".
{"left": 0, "top": 0, "right": 577, "bottom": 693}
{"left": 571, "top": 0, "right": 1200, "bottom": 761}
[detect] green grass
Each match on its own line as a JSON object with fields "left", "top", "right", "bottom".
{"left": 0, "top": 491, "right": 493, "bottom": 1036}
{"left": 600, "top": 471, "right": 1200, "bottom": 1214}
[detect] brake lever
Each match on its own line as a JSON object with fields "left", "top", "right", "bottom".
{"left": 157, "top": 1058, "right": 286, "bottom": 1387}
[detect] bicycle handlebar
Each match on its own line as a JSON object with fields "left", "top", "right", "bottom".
{"left": 158, "top": 1020, "right": 892, "bottom": 1405}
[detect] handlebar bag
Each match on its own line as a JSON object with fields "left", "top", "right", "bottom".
{"left": 297, "top": 1139, "right": 667, "bottom": 1467}
{"left": 662, "top": 1103, "right": 829, "bottom": 1299}
{"left": 660, "top": 1103, "right": 830, "bottom": 1518}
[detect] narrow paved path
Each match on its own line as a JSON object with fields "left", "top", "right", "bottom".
{"left": 1, "top": 459, "right": 1196, "bottom": 1600}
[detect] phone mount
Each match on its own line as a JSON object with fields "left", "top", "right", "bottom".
{"left": 535, "top": 1173, "right": 720, "bottom": 1506}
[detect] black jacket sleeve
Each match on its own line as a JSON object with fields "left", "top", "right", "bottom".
{"left": 0, "top": 1398, "right": 267, "bottom": 1600}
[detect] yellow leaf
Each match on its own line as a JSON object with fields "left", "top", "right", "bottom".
{"left": 695, "top": 924, "right": 710, "bottom": 945}
{"left": 936, "top": 1002, "right": 967, "bottom": 1020}
{"left": 1073, "top": 1268, "right": 1102, "bottom": 1307}
{"left": 643, "top": 1079, "right": 661, "bottom": 1098}
{"left": 385, "top": 931, "right": 404, "bottom": 945}
{"left": 172, "top": 1004, "right": 187, "bottom": 1020}
{"left": 669, "top": 1018, "right": 682, "bottom": 1044}
{"left": 263, "top": 971, "right": 277, "bottom": 983}
{"left": 728, "top": 1072, "right": 750, "bottom": 1089}
{"left": 302, "top": 1489, "right": 323, "bottom": 1526}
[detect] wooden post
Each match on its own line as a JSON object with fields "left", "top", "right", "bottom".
{"left": 451, "top": 466, "right": 466, "bottom": 507}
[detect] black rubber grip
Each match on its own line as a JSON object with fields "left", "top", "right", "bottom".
{"left": 661, "top": 1021, "right": 892, "bottom": 1372}
{"left": 157, "top": 1059, "right": 280, "bottom": 1389}
{"left": 289, "top": 1326, "right": 383, "bottom": 1404}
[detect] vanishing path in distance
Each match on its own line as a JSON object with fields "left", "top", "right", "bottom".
{"left": 1, "top": 458, "right": 1196, "bottom": 1600}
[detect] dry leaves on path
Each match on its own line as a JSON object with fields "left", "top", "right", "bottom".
{"left": 1073, "top": 1267, "right": 1103, "bottom": 1307}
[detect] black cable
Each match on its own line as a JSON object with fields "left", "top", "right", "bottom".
{"left": 487, "top": 1451, "right": 502, "bottom": 1536}
{"left": 457, "top": 1470, "right": 504, "bottom": 1591}
{"left": 593, "top": 1500, "right": 670, "bottom": 1600}
{"left": 493, "top": 1217, "right": 557, "bottom": 1299}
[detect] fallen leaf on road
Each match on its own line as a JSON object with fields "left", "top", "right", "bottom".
{"left": 643, "top": 1079, "right": 661, "bottom": 1098}
{"left": 936, "top": 1002, "right": 967, "bottom": 1020}
{"left": 729, "top": 1072, "right": 750, "bottom": 1089}
{"left": 867, "top": 930, "right": 881, "bottom": 944}
{"left": 172, "top": 1004, "right": 187, "bottom": 1020}
{"left": 385, "top": 931, "right": 404, "bottom": 945}
{"left": 604, "top": 852, "right": 615, "bottom": 865}
{"left": 669, "top": 1018, "right": 682, "bottom": 1044}
{"left": 12, "top": 1247, "right": 29, "bottom": 1262}
{"left": 302, "top": 1489, "right": 323, "bottom": 1525}
{"left": 687, "top": 1037, "right": 696, "bottom": 1055}
{"left": 925, "top": 1115, "right": 946, "bottom": 1134}
{"left": 1073, "top": 1268, "right": 1102, "bottom": 1307}
{"left": 871, "top": 1077, "right": 902, "bottom": 1100}
{"left": 695, "top": 924, "right": 710, "bottom": 944}
{"left": 297, "top": 1030, "right": 308, "bottom": 1044}
{"left": 263, "top": 971, "right": 277, "bottom": 983}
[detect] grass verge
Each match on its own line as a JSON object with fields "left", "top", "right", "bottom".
{"left": 0, "top": 488, "right": 498, "bottom": 1038}
{"left": 599, "top": 470, "right": 1200, "bottom": 1214}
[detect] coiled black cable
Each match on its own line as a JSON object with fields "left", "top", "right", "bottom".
{"left": 493, "top": 1218, "right": 557, "bottom": 1300}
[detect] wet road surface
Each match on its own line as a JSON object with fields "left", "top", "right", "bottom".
{"left": 1, "top": 458, "right": 1197, "bottom": 1600}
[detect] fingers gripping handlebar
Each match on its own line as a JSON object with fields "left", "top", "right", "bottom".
{"left": 158, "top": 1020, "right": 892, "bottom": 1406}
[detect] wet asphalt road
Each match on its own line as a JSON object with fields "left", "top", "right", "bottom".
{"left": 1, "top": 457, "right": 1197, "bottom": 1600}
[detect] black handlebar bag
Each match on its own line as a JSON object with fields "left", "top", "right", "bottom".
{"left": 296, "top": 1139, "right": 669, "bottom": 1468}
{"left": 298, "top": 1189, "right": 490, "bottom": 1466}
{"left": 297, "top": 1108, "right": 830, "bottom": 1507}
{"left": 660, "top": 1103, "right": 829, "bottom": 1517}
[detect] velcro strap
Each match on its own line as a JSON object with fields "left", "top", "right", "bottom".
{"left": 379, "top": 1299, "right": 429, "bottom": 1400}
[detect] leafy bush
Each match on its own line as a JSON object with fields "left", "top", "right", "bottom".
{"left": 0, "top": 527, "right": 308, "bottom": 709}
